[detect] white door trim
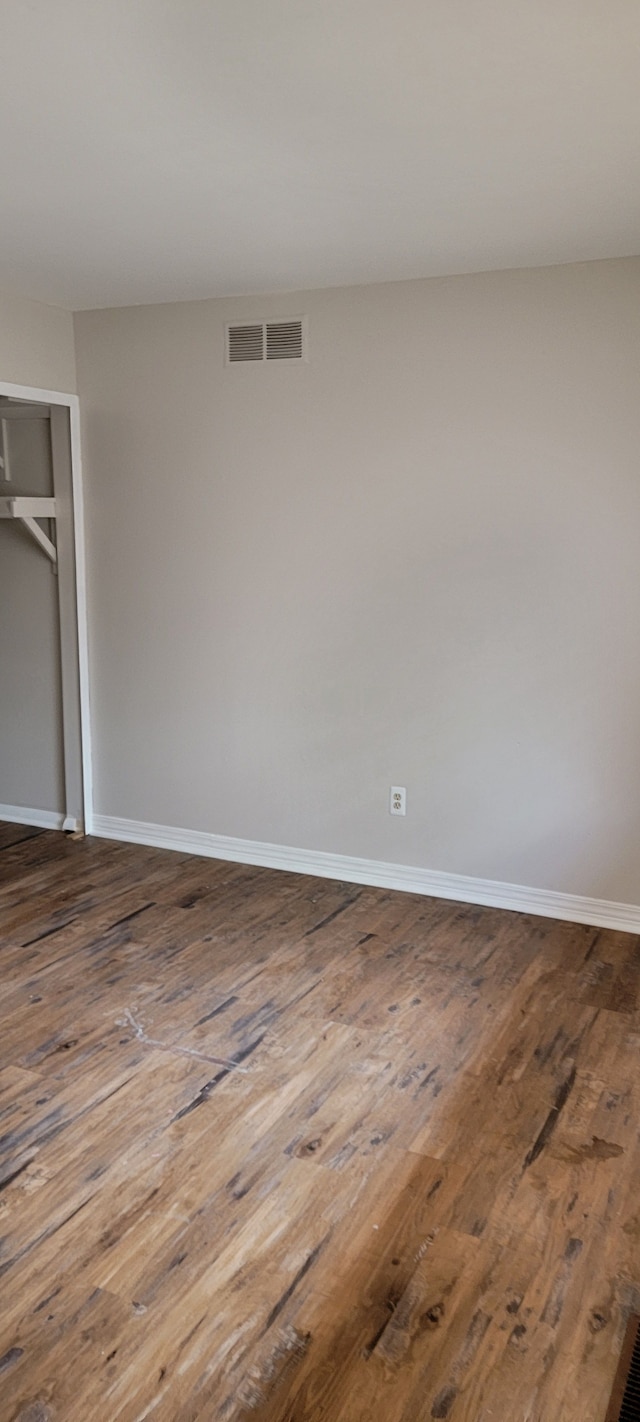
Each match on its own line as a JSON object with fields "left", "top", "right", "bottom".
{"left": 0, "top": 379, "right": 92, "bottom": 833}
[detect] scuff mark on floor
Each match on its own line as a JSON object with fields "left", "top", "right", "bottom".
{"left": 118, "top": 1009, "right": 250, "bottom": 1072}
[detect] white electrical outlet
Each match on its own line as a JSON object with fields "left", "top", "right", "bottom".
{"left": 390, "top": 786, "right": 406, "bottom": 816}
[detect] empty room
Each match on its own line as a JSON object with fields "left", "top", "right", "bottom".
{"left": 2, "top": 3, "right": 640, "bottom": 1419}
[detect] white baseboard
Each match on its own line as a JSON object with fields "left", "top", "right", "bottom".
{"left": 0, "top": 803, "right": 66, "bottom": 831}
{"left": 90, "top": 813, "right": 640, "bottom": 935}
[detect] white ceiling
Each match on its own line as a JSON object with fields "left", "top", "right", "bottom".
{"left": 1, "top": 0, "right": 639, "bottom": 310}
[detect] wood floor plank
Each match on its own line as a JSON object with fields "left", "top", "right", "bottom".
{"left": 1, "top": 822, "right": 639, "bottom": 1421}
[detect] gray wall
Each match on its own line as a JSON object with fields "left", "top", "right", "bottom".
{"left": 0, "top": 289, "right": 76, "bottom": 392}
{"left": 75, "top": 258, "right": 640, "bottom": 902}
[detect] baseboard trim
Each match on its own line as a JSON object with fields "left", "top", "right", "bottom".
{"left": 90, "top": 813, "right": 640, "bottom": 935}
{"left": 0, "top": 804, "right": 66, "bottom": 831}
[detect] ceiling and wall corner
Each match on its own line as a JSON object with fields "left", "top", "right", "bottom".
{"left": 2, "top": 3, "right": 640, "bottom": 925}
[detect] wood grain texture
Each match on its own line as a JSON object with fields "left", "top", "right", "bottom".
{"left": 0, "top": 824, "right": 639, "bottom": 1421}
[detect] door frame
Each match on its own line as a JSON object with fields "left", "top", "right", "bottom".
{"left": 0, "top": 379, "right": 92, "bottom": 833}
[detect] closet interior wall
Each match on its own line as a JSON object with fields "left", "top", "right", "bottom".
{"left": 0, "top": 405, "right": 65, "bottom": 817}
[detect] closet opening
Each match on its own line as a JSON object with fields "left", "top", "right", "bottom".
{"left": 0, "top": 381, "right": 91, "bottom": 834}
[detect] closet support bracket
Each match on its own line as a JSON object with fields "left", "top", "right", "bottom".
{"left": 20, "top": 515, "right": 57, "bottom": 565}
{"left": 0, "top": 495, "right": 57, "bottom": 566}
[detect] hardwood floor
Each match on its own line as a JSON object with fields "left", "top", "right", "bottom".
{"left": 0, "top": 822, "right": 639, "bottom": 1421}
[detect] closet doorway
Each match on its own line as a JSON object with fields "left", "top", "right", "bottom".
{"left": 0, "top": 380, "right": 91, "bottom": 833}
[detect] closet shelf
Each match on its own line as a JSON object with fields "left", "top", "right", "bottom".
{"left": 0, "top": 495, "right": 57, "bottom": 564}
{"left": 0, "top": 496, "right": 56, "bottom": 518}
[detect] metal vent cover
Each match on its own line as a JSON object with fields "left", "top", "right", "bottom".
{"left": 227, "top": 324, "right": 264, "bottom": 362}
{"left": 606, "top": 1314, "right": 640, "bottom": 1421}
{"left": 226, "top": 318, "right": 307, "bottom": 364}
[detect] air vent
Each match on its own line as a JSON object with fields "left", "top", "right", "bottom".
{"left": 605, "top": 1313, "right": 640, "bottom": 1421}
{"left": 226, "top": 318, "right": 307, "bottom": 365}
{"left": 266, "top": 320, "right": 303, "bottom": 361}
{"left": 227, "top": 324, "right": 264, "bottom": 362}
